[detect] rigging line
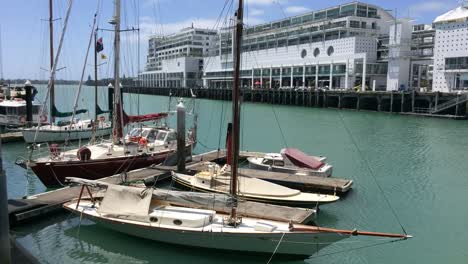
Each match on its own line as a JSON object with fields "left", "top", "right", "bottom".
{"left": 266, "top": 232, "right": 285, "bottom": 264}
{"left": 216, "top": 2, "right": 235, "bottom": 150}
{"left": 66, "top": 1, "right": 100, "bottom": 142}
{"left": 271, "top": 104, "right": 288, "bottom": 148}
{"left": 309, "top": 238, "right": 403, "bottom": 259}
{"left": 338, "top": 111, "right": 407, "bottom": 235}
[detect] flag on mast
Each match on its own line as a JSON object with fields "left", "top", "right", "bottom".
{"left": 96, "top": 37, "right": 104, "bottom": 52}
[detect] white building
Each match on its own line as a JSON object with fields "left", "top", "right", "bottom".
{"left": 204, "top": 2, "right": 394, "bottom": 91}
{"left": 140, "top": 27, "right": 217, "bottom": 88}
{"left": 433, "top": 4, "right": 468, "bottom": 92}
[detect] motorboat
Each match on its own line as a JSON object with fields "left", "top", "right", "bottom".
{"left": 247, "top": 148, "right": 333, "bottom": 177}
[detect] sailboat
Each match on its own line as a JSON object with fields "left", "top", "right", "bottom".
{"left": 172, "top": 162, "right": 339, "bottom": 204}
{"left": 20, "top": 0, "right": 112, "bottom": 143}
{"left": 18, "top": 0, "right": 196, "bottom": 188}
{"left": 63, "top": 0, "right": 411, "bottom": 257}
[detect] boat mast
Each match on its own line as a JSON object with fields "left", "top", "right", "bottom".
{"left": 229, "top": 0, "right": 244, "bottom": 224}
{"left": 112, "top": 0, "right": 124, "bottom": 143}
{"left": 94, "top": 29, "right": 98, "bottom": 122}
{"left": 49, "top": 0, "right": 55, "bottom": 123}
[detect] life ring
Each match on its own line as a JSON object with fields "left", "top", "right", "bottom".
{"left": 40, "top": 115, "right": 48, "bottom": 123}
{"left": 99, "top": 116, "right": 106, "bottom": 122}
{"left": 19, "top": 116, "right": 26, "bottom": 124}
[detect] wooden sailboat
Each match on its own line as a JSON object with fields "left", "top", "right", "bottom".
{"left": 172, "top": 163, "right": 339, "bottom": 204}
{"left": 63, "top": 0, "right": 411, "bottom": 257}
{"left": 20, "top": 0, "right": 112, "bottom": 143}
{"left": 18, "top": 0, "right": 195, "bottom": 188}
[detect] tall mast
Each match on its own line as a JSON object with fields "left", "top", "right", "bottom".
{"left": 229, "top": 0, "right": 243, "bottom": 224}
{"left": 94, "top": 29, "right": 98, "bottom": 122}
{"left": 112, "top": 0, "right": 123, "bottom": 142}
{"left": 49, "top": 0, "right": 55, "bottom": 123}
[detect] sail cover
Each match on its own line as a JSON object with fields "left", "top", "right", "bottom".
{"left": 123, "top": 111, "right": 168, "bottom": 125}
{"left": 281, "top": 148, "right": 324, "bottom": 170}
{"left": 52, "top": 105, "right": 87, "bottom": 118}
{"left": 96, "top": 104, "right": 110, "bottom": 115}
{"left": 98, "top": 185, "right": 152, "bottom": 222}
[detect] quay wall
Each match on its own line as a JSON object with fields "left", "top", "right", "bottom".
{"left": 123, "top": 87, "right": 468, "bottom": 119}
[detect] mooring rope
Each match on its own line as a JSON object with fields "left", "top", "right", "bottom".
{"left": 266, "top": 232, "right": 285, "bottom": 264}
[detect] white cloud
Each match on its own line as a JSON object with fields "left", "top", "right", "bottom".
{"left": 407, "top": 1, "right": 456, "bottom": 19}
{"left": 247, "top": 0, "right": 287, "bottom": 6}
{"left": 284, "top": 6, "right": 310, "bottom": 15}
{"left": 249, "top": 8, "right": 265, "bottom": 16}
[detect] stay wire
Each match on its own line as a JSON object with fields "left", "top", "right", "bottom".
{"left": 338, "top": 112, "right": 407, "bottom": 235}
{"left": 309, "top": 238, "right": 404, "bottom": 259}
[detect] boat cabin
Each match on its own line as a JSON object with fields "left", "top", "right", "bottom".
{"left": 0, "top": 99, "right": 41, "bottom": 126}
{"left": 126, "top": 127, "right": 177, "bottom": 145}
{"left": 260, "top": 153, "right": 286, "bottom": 167}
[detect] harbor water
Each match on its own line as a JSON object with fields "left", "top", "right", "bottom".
{"left": 5, "top": 85, "right": 468, "bottom": 263}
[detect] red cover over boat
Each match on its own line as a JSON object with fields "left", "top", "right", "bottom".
{"left": 282, "top": 148, "right": 324, "bottom": 170}
{"left": 123, "top": 111, "right": 168, "bottom": 125}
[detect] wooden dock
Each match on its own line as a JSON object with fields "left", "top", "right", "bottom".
{"left": 7, "top": 149, "right": 352, "bottom": 226}
{"left": 123, "top": 87, "right": 468, "bottom": 119}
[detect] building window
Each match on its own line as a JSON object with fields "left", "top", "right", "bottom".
{"left": 301, "top": 49, "right": 307, "bottom": 58}
{"left": 313, "top": 48, "right": 320, "bottom": 57}
{"left": 327, "top": 46, "right": 334, "bottom": 56}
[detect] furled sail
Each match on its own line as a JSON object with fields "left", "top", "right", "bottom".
{"left": 96, "top": 104, "right": 110, "bottom": 115}
{"left": 123, "top": 111, "right": 168, "bottom": 125}
{"left": 52, "top": 105, "right": 87, "bottom": 118}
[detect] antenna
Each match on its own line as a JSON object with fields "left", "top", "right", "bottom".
{"left": 0, "top": 25, "right": 3, "bottom": 81}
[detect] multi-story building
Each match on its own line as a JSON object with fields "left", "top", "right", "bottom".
{"left": 203, "top": 2, "right": 395, "bottom": 91}
{"left": 139, "top": 1, "right": 467, "bottom": 93}
{"left": 433, "top": 4, "right": 468, "bottom": 92}
{"left": 140, "top": 27, "right": 217, "bottom": 88}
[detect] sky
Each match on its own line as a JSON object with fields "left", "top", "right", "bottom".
{"left": 0, "top": 0, "right": 460, "bottom": 80}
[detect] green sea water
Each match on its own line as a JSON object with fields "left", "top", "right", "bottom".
{"left": 5, "top": 85, "right": 468, "bottom": 263}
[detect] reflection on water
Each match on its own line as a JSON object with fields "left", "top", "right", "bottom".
{"left": 6, "top": 89, "right": 468, "bottom": 263}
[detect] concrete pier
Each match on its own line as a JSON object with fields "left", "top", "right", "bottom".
{"left": 123, "top": 87, "right": 468, "bottom": 119}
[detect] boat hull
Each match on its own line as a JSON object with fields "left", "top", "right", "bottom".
{"left": 64, "top": 203, "right": 347, "bottom": 256}
{"left": 22, "top": 127, "right": 112, "bottom": 143}
{"left": 29, "top": 144, "right": 192, "bottom": 188}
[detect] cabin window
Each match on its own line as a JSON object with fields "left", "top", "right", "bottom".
{"left": 173, "top": 219, "right": 183, "bottom": 225}
{"left": 273, "top": 160, "right": 285, "bottom": 167}
{"left": 6, "top": 107, "right": 16, "bottom": 115}
{"left": 18, "top": 107, "right": 26, "bottom": 115}
{"left": 262, "top": 159, "right": 273, "bottom": 165}
{"left": 149, "top": 216, "right": 158, "bottom": 222}
{"left": 166, "top": 133, "right": 177, "bottom": 142}
{"left": 33, "top": 105, "right": 40, "bottom": 114}
{"left": 0, "top": 107, "right": 5, "bottom": 115}
{"left": 147, "top": 131, "right": 156, "bottom": 142}
{"left": 156, "top": 132, "right": 167, "bottom": 141}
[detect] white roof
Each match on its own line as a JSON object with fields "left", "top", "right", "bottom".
{"left": 434, "top": 6, "right": 468, "bottom": 24}
{"left": 264, "top": 153, "right": 283, "bottom": 161}
{"left": 0, "top": 100, "right": 41, "bottom": 107}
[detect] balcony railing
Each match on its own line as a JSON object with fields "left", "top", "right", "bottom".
{"left": 445, "top": 64, "right": 468, "bottom": 71}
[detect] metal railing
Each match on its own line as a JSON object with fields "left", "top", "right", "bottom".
{"left": 431, "top": 93, "right": 468, "bottom": 114}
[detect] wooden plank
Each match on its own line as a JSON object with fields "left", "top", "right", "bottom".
{"left": 238, "top": 168, "right": 353, "bottom": 193}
